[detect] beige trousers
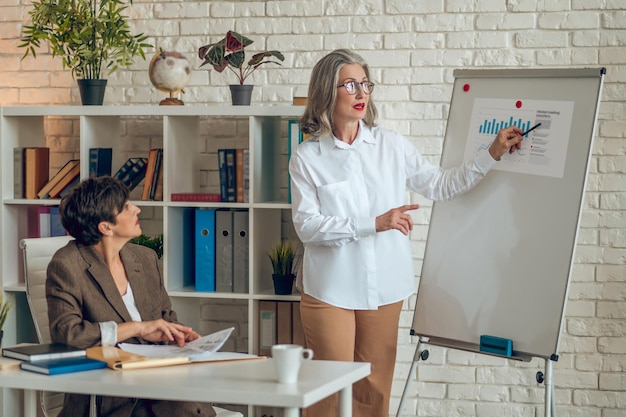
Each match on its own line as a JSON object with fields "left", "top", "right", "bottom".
{"left": 299, "top": 293, "right": 403, "bottom": 417}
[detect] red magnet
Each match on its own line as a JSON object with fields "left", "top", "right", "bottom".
{"left": 515, "top": 100, "right": 522, "bottom": 108}
{"left": 463, "top": 83, "right": 470, "bottom": 92}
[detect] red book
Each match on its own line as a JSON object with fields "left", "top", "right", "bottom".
{"left": 170, "top": 193, "right": 221, "bottom": 202}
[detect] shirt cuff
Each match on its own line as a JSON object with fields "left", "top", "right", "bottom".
{"left": 99, "top": 321, "right": 118, "bottom": 346}
{"left": 475, "top": 148, "right": 498, "bottom": 174}
{"left": 356, "top": 217, "right": 376, "bottom": 238}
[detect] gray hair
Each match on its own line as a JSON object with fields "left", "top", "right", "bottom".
{"left": 300, "top": 49, "right": 378, "bottom": 138}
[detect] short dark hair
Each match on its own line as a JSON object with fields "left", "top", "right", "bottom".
{"left": 59, "top": 176, "right": 129, "bottom": 246}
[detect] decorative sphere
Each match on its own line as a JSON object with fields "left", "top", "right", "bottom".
{"left": 149, "top": 49, "right": 192, "bottom": 95}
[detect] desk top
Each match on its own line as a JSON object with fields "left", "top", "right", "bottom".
{"left": 0, "top": 358, "right": 370, "bottom": 409}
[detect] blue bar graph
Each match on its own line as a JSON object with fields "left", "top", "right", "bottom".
{"left": 478, "top": 116, "right": 531, "bottom": 135}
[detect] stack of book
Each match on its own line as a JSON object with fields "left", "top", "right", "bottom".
{"left": 113, "top": 157, "right": 148, "bottom": 191}
{"left": 141, "top": 148, "right": 163, "bottom": 201}
{"left": 37, "top": 159, "right": 80, "bottom": 199}
{"left": 2, "top": 343, "right": 106, "bottom": 375}
{"left": 14, "top": 147, "right": 50, "bottom": 199}
{"left": 28, "top": 206, "right": 67, "bottom": 238}
{"left": 217, "top": 148, "right": 249, "bottom": 203}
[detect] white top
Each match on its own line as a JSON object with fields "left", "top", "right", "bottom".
{"left": 122, "top": 284, "right": 142, "bottom": 322}
{"left": 289, "top": 121, "right": 496, "bottom": 310}
{"left": 99, "top": 284, "right": 143, "bottom": 346}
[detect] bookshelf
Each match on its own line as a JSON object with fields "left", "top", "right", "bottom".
{"left": 0, "top": 105, "right": 303, "bottom": 416}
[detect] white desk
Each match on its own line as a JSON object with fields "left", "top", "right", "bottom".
{"left": 0, "top": 358, "right": 370, "bottom": 417}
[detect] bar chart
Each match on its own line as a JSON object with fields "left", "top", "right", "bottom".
{"left": 477, "top": 116, "right": 533, "bottom": 136}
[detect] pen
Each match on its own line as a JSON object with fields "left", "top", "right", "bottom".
{"left": 521, "top": 122, "right": 541, "bottom": 136}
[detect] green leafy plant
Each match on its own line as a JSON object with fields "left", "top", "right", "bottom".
{"left": 267, "top": 240, "right": 300, "bottom": 276}
{"left": 0, "top": 293, "right": 13, "bottom": 331}
{"left": 130, "top": 234, "right": 163, "bottom": 259}
{"left": 198, "top": 31, "right": 285, "bottom": 85}
{"left": 19, "top": 0, "right": 151, "bottom": 79}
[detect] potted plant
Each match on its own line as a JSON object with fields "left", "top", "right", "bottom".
{"left": 267, "top": 240, "right": 299, "bottom": 295}
{"left": 0, "top": 293, "right": 13, "bottom": 348}
{"left": 130, "top": 233, "right": 163, "bottom": 259}
{"left": 19, "top": 0, "right": 151, "bottom": 105}
{"left": 198, "top": 31, "right": 285, "bottom": 105}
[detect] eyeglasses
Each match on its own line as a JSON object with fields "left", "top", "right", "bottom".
{"left": 336, "top": 81, "right": 375, "bottom": 95}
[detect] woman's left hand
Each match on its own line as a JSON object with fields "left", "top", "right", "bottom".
{"left": 489, "top": 126, "right": 525, "bottom": 161}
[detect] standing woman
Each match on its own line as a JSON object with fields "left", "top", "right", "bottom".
{"left": 46, "top": 176, "right": 216, "bottom": 417}
{"left": 289, "top": 49, "right": 524, "bottom": 417}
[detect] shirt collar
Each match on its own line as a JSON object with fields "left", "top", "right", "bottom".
{"left": 320, "top": 120, "right": 376, "bottom": 154}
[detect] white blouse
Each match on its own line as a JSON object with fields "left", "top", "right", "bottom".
{"left": 289, "top": 121, "right": 496, "bottom": 310}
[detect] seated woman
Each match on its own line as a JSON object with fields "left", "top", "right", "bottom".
{"left": 46, "top": 176, "right": 216, "bottom": 417}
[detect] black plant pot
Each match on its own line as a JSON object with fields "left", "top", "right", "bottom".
{"left": 229, "top": 84, "right": 253, "bottom": 106}
{"left": 272, "top": 274, "right": 295, "bottom": 295}
{"left": 77, "top": 79, "right": 108, "bottom": 105}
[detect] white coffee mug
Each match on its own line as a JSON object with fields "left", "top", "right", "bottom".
{"left": 271, "top": 344, "right": 314, "bottom": 384}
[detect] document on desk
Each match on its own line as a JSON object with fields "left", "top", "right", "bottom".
{"left": 88, "top": 327, "right": 261, "bottom": 370}
{"left": 119, "top": 327, "right": 235, "bottom": 360}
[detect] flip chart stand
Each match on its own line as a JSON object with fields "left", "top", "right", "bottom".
{"left": 396, "top": 339, "right": 559, "bottom": 417}
{"left": 395, "top": 337, "right": 429, "bottom": 417}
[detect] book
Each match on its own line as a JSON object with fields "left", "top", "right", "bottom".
{"left": 293, "top": 96, "right": 308, "bottom": 106}
{"left": 88, "top": 148, "right": 113, "bottom": 177}
{"left": 217, "top": 149, "right": 228, "bottom": 202}
{"left": 114, "top": 157, "right": 148, "bottom": 191}
{"left": 24, "top": 147, "right": 50, "bottom": 199}
{"left": 141, "top": 148, "right": 160, "bottom": 201}
{"left": 113, "top": 158, "right": 136, "bottom": 182}
{"left": 127, "top": 158, "right": 148, "bottom": 191}
{"left": 21, "top": 356, "right": 107, "bottom": 375}
{"left": 232, "top": 209, "right": 249, "bottom": 294}
{"left": 49, "top": 206, "right": 66, "bottom": 236}
{"left": 0, "top": 357, "right": 21, "bottom": 370}
{"left": 258, "top": 301, "right": 276, "bottom": 357}
{"left": 36, "top": 206, "right": 51, "bottom": 237}
{"left": 2, "top": 343, "right": 85, "bottom": 362}
{"left": 288, "top": 121, "right": 304, "bottom": 203}
{"left": 276, "top": 301, "right": 292, "bottom": 345}
{"left": 37, "top": 159, "right": 80, "bottom": 199}
{"left": 87, "top": 327, "right": 259, "bottom": 370}
{"left": 224, "top": 149, "right": 236, "bottom": 202}
{"left": 14, "top": 147, "right": 24, "bottom": 198}
{"left": 170, "top": 193, "right": 221, "bottom": 202}
{"left": 235, "top": 149, "right": 245, "bottom": 203}
{"left": 215, "top": 209, "right": 233, "bottom": 293}
{"left": 47, "top": 161, "right": 80, "bottom": 199}
{"left": 153, "top": 149, "right": 164, "bottom": 201}
{"left": 195, "top": 208, "right": 216, "bottom": 292}
{"left": 58, "top": 174, "right": 80, "bottom": 197}
{"left": 149, "top": 148, "right": 163, "bottom": 200}
{"left": 242, "top": 149, "right": 250, "bottom": 203}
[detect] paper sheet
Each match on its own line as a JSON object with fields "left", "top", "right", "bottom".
{"left": 119, "top": 327, "right": 234, "bottom": 360}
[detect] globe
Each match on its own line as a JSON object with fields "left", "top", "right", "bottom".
{"left": 148, "top": 48, "right": 192, "bottom": 105}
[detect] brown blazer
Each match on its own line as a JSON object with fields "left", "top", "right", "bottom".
{"left": 46, "top": 241, "right": 216, "bottom": 417}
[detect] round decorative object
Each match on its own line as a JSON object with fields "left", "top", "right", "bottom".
{"left": 149, "top": 48, "right": 192, "bottom": 105}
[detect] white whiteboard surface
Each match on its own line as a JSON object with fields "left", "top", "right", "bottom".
{"left": 411, "top": 68, "right": 605, "bottom": 360}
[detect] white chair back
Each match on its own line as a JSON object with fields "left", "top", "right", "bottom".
{"left": 20, "top": 235, "right": 73, "bottom": 417}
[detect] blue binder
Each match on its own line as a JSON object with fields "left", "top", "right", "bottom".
{"left": 195, "top": 208, "right": 216, "bottom": 291}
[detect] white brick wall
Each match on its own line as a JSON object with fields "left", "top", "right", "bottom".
{"left": 1, "top": 1, "right": 625, "bottom": 416}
